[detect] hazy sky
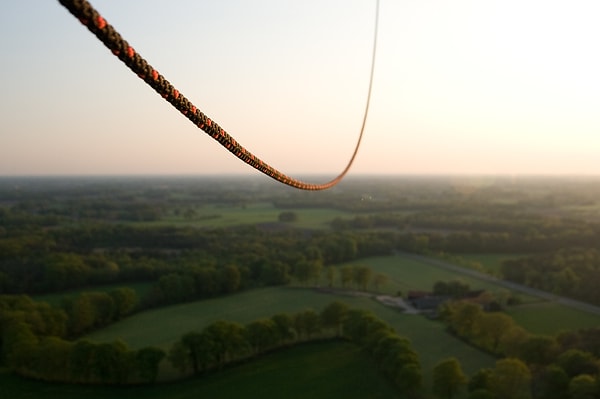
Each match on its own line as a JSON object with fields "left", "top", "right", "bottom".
{"left": 1, "top": 1, "right": 599, "bottom": 179}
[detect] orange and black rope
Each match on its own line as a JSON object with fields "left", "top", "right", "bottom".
{"left": 58, "top": 0, "right": 379, "bottom": 190}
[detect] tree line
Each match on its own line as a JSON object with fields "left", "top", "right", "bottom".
{"left": 502, "top": 248, "right": 600, "bottom": 306}
{"left": 169, "top": 302, "right": 422, "bottom": 396}
{"left": 0, "top": 294, "right": 164, "bottom": 384}
{"left": 438, "top": 300, "right": 600, "bottom": 399}
{"left": 1, "top": 296, "right": 423, "bottom": 396}
{"left": 0, "top": 223, "right": 395, "bottom": 295}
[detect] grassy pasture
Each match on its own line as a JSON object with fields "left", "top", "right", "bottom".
{"left": 139, "top": 202, "right": 350, "bottom": 229}
{"left": 0, "top": 341, "right": 400, "bottom": 399}
{"left": 508, "top": 302, "right": 600, "bottom": 335}
{"left": 85, "top": 286, "right": 351, "bottom": 350}
{"left": 86, "top": 285, "right": 496, "bottom": 383}
{"left": 343, "top": 255, "right": 600, "bottom": 334}
{"left": 340, "top": 255, "right": 514, "bottom": 298}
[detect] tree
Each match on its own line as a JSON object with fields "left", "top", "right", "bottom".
{"left": 157, "top": 273, "right": 195, "bottom": 303}
{"left": 136, "top": 346, "right": 165, "bottom": 383}
{"left": 449, "top": 302, "right": 483, "bottom": 339}
{"left": 168, "top": 341, "right": 191, "bottom": 376}
{"left": 63, "top": 294, "right": 95, "bottom": 335}
{"left": 489, "top": 358, "right": 532, "bottom": 399}
{"left": 343, "top": 309, "right": 392, "bottom": 346}
{"left": 353, "top": 265, "right": 372, "bottom": 291}
{"left": 193, "top": 267, "right": 219, "bottom": 296}
{"left": 202, "top": 320, "right": 248, "bottom": 365}
{"left": 476, "top": 312, "right": 515, "bottom": 353}
{"left": 34, "top": 336, "right": 72, "bottom": 381}
{"left": 109, "top": 288, "right": 137, "bottom": 319}
{"left": 568, "top": 374, "right": 598, "bottom": 399}
{"left": 432, "top": 357, "right": 467, "bottom": 399}
{"left": 468, "top": 390, "right": 495, "bottom": 399}
{"left": 92, "top": 340, "right": 133, "bottom": 384}
{"left": 294, "top": 260, "right": 312, "bottom": 285}
{"left": 309, "top": 259, "right": 323, "bottom": 285}
{"left": 325, "top": 266, "right": 335, "bottom": 288}
{"left": 271, "top": 313, "right": 295, "bottom": 343}
{"left": 372, "top": 333, "right": 418, "bottom": 377}
{"left": 69, "top": 339, "right": 95, "bottom": 383}
{"left": 3, "top": 321, "right": 38, "bottom": 373}
{"left": 294, "top": 309, "right": 320, "bottom": 340}
{"left": 498, "top": 325, "right": 529, "bottom": 357}
{"left": 220, "top": 264, "right": 241, "bottom": 293}
{"left": 469, "top": 368, "right": 492, "bottom": 393}
{"left": 372, "top": 273, "right": 389, "bottom": 292}
{"left": 395, "top": 363, "right": 423, "bottom": 394}
{"left": 245, "top": 319, "right": 278, "bottom": 354}
{"left": 556, "top": 349, "right": 599, "bottom": 378}
{"left": 278, "top": 211, "right": 298, "bottom": 222}
{"left": 535, "top": 365, "right": 569, "bottom": 399}
{"left": 517, "top": 335, "right": 559, "bottom": 367}
{"left": 180, "top": 331, "right": 213, "bottom": 375}
{"left": 260, "top": 261, "right": 290, "bottom": 285}
{"left": 320, "top": 301, "right": 348, "bottom": 337}
{"left": 86, "top": 292, "right": 116, "bottom": 327}
{"left": 340, "top": 265, "right": 353, "bottom": 288}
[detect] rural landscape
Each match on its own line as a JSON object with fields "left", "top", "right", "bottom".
{"left": 2, "top": 174, "right": 600, "bottom": 398}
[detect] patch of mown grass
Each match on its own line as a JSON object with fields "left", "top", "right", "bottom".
{"left": 508, "top": 302, "right": 600, "bottom": 335}
{"left": 0, "top": 341, "right": 400, "bottom": 399}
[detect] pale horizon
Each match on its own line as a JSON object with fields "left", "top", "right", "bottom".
{"left": 1, "top": 1, "right": 599, "bottom": 179}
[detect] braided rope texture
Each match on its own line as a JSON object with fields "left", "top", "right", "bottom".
{"left": 58, "top": 0, "right": 377, "bottom": 190}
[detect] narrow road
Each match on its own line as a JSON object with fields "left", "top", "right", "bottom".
{"left": 397, "top": 252, "right": 600, "bottom": 317}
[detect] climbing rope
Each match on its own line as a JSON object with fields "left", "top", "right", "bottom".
{"left": 58, "top": 0, "right": 379, "bottom": 190}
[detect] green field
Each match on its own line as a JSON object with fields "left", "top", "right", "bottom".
{"left": 0, "top": 341, "right": 400, "bottom": 399}
{"left": 86, "top": 285, "right": 495, "bottom": 383}
{"left": 508, "top": 302, "right": 600, "bottom": 335}
{"left": 138, "top": 203, "right": 350, "bottom": 230}
{"left": 342, "top": 255, "right": 514, "bottom": 297}
{"left": 352, "top": 255, "right": 600, "bottom": 334}
{"left": 31, "top": 253, "right": 600, "bottom": 395}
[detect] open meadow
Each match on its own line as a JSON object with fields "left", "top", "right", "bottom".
{"left": 508, "top": 302, "right": 600, "bottom": 335}
{"left": 338, "top": 255, "right": 539, "bottom": 303}
{"left": 342, "top": 255, "right": 600, "bottom": 334}
{"left": 44, "top": 253, "right": 600, "bottom": 371}
{"left": 85, "top": 284, "right": 496, "bottom": 384}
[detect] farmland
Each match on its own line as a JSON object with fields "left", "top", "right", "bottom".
{"left": 508, "top": 302, "right": 600, "bottom": 335}
{"left": 4, "top": 176, "right": 600, "bottom": 398}
{"left": 85, "top": 284, "right": 496, "bottom": 380}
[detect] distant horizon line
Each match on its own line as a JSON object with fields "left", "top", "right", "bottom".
{"left": 2, "top": 173, "right": 600, "bottom": 179}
